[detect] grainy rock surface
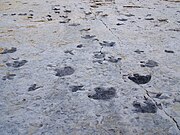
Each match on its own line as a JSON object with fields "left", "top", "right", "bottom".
{"left": 0, "top": 0, "right": 180, "bottom": 134}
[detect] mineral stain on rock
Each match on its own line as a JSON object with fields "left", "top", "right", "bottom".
{"left": 55, "top": 66, "right": 75, "bottom": 77}
{"left": 99, "top": 41, "right": 115, "bottom": 47}
{"left": 128, "top": 74, "right": 151, "bottom": 84}
{"left": 88, "top": 87, "right": 116, "bottom": 100}
{"left": 6, "top": 60, "right": 27, "bottom": 68}
{"left": 133, "top": 100, "right": 157, "bottom": 113}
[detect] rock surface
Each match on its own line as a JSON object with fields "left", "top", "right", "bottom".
{"left": 0, "top": 0, "right": 180, "bottom": 134}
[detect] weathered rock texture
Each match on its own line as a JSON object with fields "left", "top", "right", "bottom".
{"left": 0, "top": 0, "right": 180, "bottom": 134}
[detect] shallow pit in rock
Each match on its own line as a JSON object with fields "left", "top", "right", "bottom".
{"left": 55, "top": 66, "right": 75, "bottom": 77}
{"left": 133, "top": 100, "right": 157, "bottom": 113}
{"left": 88, "top": 87, "right": 116, "bottom": 100}
{"left": 128, "top": 74, "right": 151, "bottom": 84}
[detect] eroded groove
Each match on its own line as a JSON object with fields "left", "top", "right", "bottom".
{"left": 99, "top": 19, "right": 123, "bottom": 45}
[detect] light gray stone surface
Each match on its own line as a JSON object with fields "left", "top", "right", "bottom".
{"left": 0, "top": 0, "right": 180, "bottom": 134}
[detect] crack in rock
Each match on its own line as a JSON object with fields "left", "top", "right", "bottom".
{"left": 88, "top": 87, "right": 116, "bottom": 100}
{"left": 128, "top": 74, "right": 151, "bottom": 84}
{"left": 99, "top": 19, "right": 122, "bottom": 44}
{"left": 145, "top": 90, "right": 180, "bottom": 131}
